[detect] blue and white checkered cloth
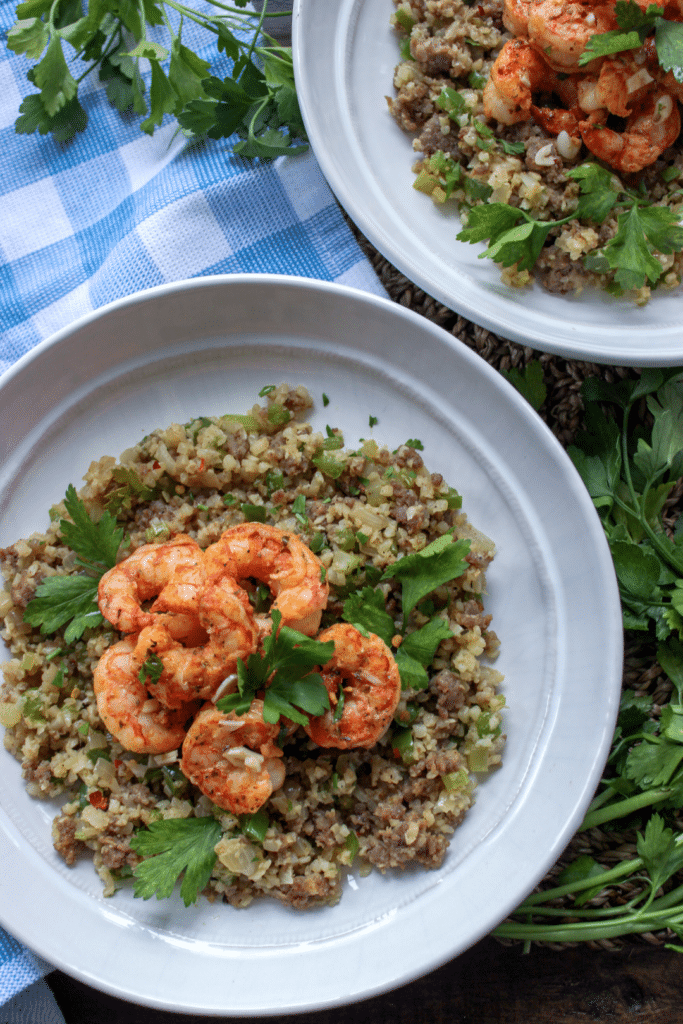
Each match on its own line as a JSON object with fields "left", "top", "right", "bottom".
{"left": 0, "top": 2, "right": 385, "bottom": 367}
{"left": 0, "top": 0, "right": 384, "bottom": 1013}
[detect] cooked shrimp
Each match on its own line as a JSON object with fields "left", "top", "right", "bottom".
{"left": 484, "top": 38, "right": 578, "bottom": 129}
{"left": 503, "top": 0, "right": 531, "bottom": 37}
{"left": 93, "top": 638, "right": 198, "bottom": 753}
{"left": 304, "top": 624, "right": 401, "bottom": 750}
{"left": 98, "top": 534, "right": 205, "bottom": 634}
{"left": 577, "top": 49, "right": 660, "bottom": 118}
{"left": 180, "top": 701, "right": 285, "bottom": 814}
{"left": 132, "top": 573, "right": 260, "bottom": 709}
{"left": 204, "top": 524, "right": 329, "bottom": 637}
{"left": 579, "top": 88, "right": 681, "bottom": 172}
{"left": 527, "top": 0, "right": 618, "bottom": 72}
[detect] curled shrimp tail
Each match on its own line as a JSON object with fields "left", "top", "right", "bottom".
{"left": 304, "top": 624, "right": 402, "bottom": 750}
{"left": 94, "top": 638, "right": 198, "bottom": 754}
{"left": 181, "top": 701, "right": 285, "bottom": 814}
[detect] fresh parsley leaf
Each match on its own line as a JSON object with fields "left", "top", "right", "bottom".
{"left": 457, "top": 204, "right": 562, "bottom": 271}
{"left": 23, "top": 575, "right": 101, "bottom": 638}
{"left": 130, "top": 816, "right": 222, "bottom": 906}
{"left": 400, "top": 617, "right": 453, "bottom": 665}
{"left": 341, "top": 587, "right": 395, "bottom": 644}
{"left": 656, "top": 19, "right": 683, "bottom": 83}
{"left": 394, "top": 617, "right": 454, "bottom": 689}
{"left": 637, "top": 813, "right": 683, "bottom": 899}
{"left": 60, "top": 484, "right": 124, "bottom": 570}
{"left": 382, "top": 532, "right": 471, "bottom": 621}
{"left": 23, "top": 485, "right": 124, "bottom": 640}
{"left": 500, "top": 360, "right": 547, "bottom": 411}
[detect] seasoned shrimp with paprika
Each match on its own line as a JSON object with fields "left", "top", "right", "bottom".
{"left": 204, "top": 523, "right": 329, "bottom": 636}
{"left": 304, "top": 624, "right": 402, "bottom": 750}
{"left": 132, "top": 573, "right": 260, "bottom": 709}
{"left": 98, "top": 534, "right": 205, "bottom": 635}
{"left": 579, "top": 88, "right": 681, "bottom": 172}
{"left": 180, "top": 700, "right": 285, "bottom": 814}
{"left": 93, "top": 638, "right": 198, "bottom": 754}
{"left": 526, "top": 0, "right": 618, "bottom": 72}
{"left": 483, "top": 38, "right": 579, "bottom": 132}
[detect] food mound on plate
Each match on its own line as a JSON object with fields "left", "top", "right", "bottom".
{"left": 388, "top": 0, "right": 683, "bottom": 302}
{"left": 0, "top": 385, "right": 504, "bottom": 910}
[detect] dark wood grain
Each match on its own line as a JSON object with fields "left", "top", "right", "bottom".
{"left": 47, "top": 938, "right": 683, "bottom": 1024}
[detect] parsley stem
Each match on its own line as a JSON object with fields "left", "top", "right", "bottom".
{"left": 493, "top": 911, "right": 683, "bottom": 943}
{"left": 518, "top": 859, "right": 642, "bottom": 907}
{"left": 580, "top": 787, "right": 673, "bottom": 830}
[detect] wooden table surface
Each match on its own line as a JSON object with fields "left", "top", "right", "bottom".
{"left": 46, "top": 937, "right": 682, "bottom": 1022}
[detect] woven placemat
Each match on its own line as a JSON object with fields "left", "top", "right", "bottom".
{"left": 349, "top": 218, "right": 682, "bottom": 950}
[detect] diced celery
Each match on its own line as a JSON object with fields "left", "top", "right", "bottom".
{"left": 345, "top": 830, "right": 360, "bottom": 861}
{"left": 468, "top": 747, "right": 489, "bottom": 773}
{"left": 392, "top": 728, "right": 415, "bottom": 764}
{"left": 442, "top": 768, "right": 469, "bottom": 791}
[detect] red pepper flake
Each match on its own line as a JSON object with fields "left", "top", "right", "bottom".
{"left": 89, "top": 791, "right": 109, "bottom": 811}
{"left": 114, "top": 759, "right": 123, "bottom": 770}
{"left": 153, "top": 461, "right": 161, "bottom": 470}
{"left": 197, "top": 458, "right": 205, "bottom": 473}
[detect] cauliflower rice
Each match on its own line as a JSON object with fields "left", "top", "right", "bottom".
{"left": 0, "top": 384, "right": 504, "bottom": 910}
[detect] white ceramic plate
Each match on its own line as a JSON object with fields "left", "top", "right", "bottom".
{"left": 293, "top": 0, "right": 683, "bottom": 366}
{"left": 0, "top": 276, "right": 622, "bottom": 1016}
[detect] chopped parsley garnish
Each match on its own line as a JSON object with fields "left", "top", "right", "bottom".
{"left": 24, "top": 485, "right": 124, "bottom": 643}
{"left": 130, "top": 816, "right": 222, "bottom": 907}
{"left": 369, "top": 415, "right": 378, "bottom": 428}
{"left": 291, "top": 493, "right": 308, "bottom": 526}
{"left": 216, "top": 610, "right": 333, "bottom": 727}
{"left": 138, "top": 653, "right": 164, "bottom": 687}
{"left": 241, "top": 503, "right": 268, "bottom": 523}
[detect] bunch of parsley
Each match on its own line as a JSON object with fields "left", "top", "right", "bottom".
{"left": 7, "top": 0, "right": 307, "bottom": 157}
{"left": 496, "top": 368, "right": 683, "bottom": 947}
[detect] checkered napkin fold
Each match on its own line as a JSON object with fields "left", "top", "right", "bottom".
{"left": 0, "top": 1, "right": 385, "bottom": 372}
{"left": 0, "top": 0, "right": 384, "bottom": 1006}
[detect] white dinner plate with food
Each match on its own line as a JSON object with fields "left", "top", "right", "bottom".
{"left": 292, "top": 0, "right": 683, "bottom": 366}
{"left": 0, "top": 275, "right": 621, "bottom": 1016}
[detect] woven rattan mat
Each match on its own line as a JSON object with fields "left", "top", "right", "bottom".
{"left": 350, "top": 220, "right": 681, "bottom": 950}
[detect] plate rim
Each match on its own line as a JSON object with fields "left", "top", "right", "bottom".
{"left": 0, "top": 274, "right": 623, "bottom": 1014}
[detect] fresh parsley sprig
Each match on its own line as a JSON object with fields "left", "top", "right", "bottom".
{"left": 216, "top": 610, "right": 333, "bottom": 726}
{"left": 458, "top": 163, "right": 683, "bottom": 293}
{"left": 8, "top": 0, "right": 307, "bottom": 157}
{"left": 23, "top": 484, "right": 124, "bottom": 643}
{"left": 342, "top": 531, "right": 471, "bottom": 690}
{"left": 130, "top": 815, "right": 222, "bottom": 906}
{"left": 498, "top": 368, "right": 683, "bottom": 947}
